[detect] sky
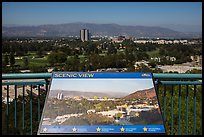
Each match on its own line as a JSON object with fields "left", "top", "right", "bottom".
{"left": 2, "top": 2, "right": 202, "bottom": 27}
{"left": 50, "top": 79, "right": 154, "bottom": 94}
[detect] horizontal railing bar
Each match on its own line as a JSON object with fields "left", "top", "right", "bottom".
{"left": 159, "top": 81, "right": 202, "bottom": 85}
{"left": 2, "top": 80, "right": 202, "bottom": 86}
{"left": 2, "top": 73, "right": 52, "bottom": 79}
{"left": 2, "top": 73, "right": 202, "bottom": 80}
{"left": 2, "top": 81, "right": 46, "bottom": 85}
{"left": 153, "top": 73, "right": 202, "bottom": 79}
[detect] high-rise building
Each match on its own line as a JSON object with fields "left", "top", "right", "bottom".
{"left": 57, "top": 92, "right": 63, "bottom": 100}
{"left": 80, "top": 29, "right": 89, "bottom": 42}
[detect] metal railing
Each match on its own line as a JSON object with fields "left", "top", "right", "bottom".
{"left": 153, "top": 73, "right": 202, "bottom": 135}
{"left": 2, "top": 73, "right": 202, "bottom": 135}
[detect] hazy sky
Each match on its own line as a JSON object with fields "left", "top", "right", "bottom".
{"left": 50, "top": 79, "right": 154, "bottom": 94}
{"left": 2, "top": 2, "right": 202, "bottom": 26}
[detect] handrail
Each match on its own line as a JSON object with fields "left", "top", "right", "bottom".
{"left": 2, "top": 80, "right": 46, "bottom": 85}
{"left": 2, "top": 73, "right": 51, "bottom": 79}
{"left": 2, "top": 73, "right": 202, "bottom": 80}
{"left": 153, "top": 73, "right": 202, "bottom": 79}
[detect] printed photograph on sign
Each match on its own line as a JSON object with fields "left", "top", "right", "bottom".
{"left": 38, "top": 72, "right": 166, "bottom": 134}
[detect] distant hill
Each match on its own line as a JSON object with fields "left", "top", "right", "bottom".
{"left": 49, "top": 90, "right": 124, "bottom": 98}
{"left": 2, "top": 22, "right": 201, "bottom": 38}
{"left": 123, "top": 87, "right": 156, "bottom": 99}
{"left": 158, "top": 24, "right": 202, "bottom": 33}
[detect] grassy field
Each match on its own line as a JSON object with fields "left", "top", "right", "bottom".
{"left": 146, "top": 48, "right": 160, "bottom": 57}
{"left": 6, "top": 49, "right": 159, "bottom": 68}
{"left": 15, "top": 57, "right": 48, "bottom": 67}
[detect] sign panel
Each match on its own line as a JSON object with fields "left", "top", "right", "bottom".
{"left": 38, "top": 72, "right": 166, "bottom": 134}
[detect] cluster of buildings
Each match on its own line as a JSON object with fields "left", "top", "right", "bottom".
{"left": 157, "top": 64, "right": 202, "bottom": 73}
{"left": 134, "top": 55, "right": 202, "bottom": 73}
{"left": 43, "top": 100, "right": 157, "bottom": 125}
{"left": 150, "top": 56, "right": 177, "bottom": 62}
{"left": 190, "top": 55, "right": 202, "bottom": 66}
{"left": 96, "top": 104, "right": 156, "bottom": 119}
{"left": 157, "top": 55, "right": 202, "bottom": 73}
{"left": 111, "top": 36, "right": 128, "bottom": 43}
{"left": 134, "top": 55, "right": 177, "bottom": 68}
{"left": 109, "top": 35, "right": 200, "bottom": 45}
{"left": 133, "top": 39, "right": 190, "bottom": 45}
{"left": 96, "top": 68, "right": 127, "bottom": 72}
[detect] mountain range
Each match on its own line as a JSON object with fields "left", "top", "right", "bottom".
{"left": 50, "top": 87, "right": 156, "bottom": 99}
{"left": 158, "top": 24, "right": 202, "bottom": 33}
{"left": 123, "top": 87, "right": 156, "bottom": 99}
{"left": 2, "top": 22, "right": 202, "bottom": 38}
{"left": 49, "top": 90, "right": 123, "bottom": 98}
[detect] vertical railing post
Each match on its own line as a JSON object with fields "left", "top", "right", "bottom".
{"left": 193, "top": 85, "right": 197, "bottom": 135}
{"left": 22, "top": 86, "right": 25, "bottom": 135}
{"left": 170, "top": 85, "right": 174, "bottom": 135}
{"left": 45, "top": 79, "right": 49, "bottom": 92}
{"left": 38, "top": 85, "right": 41, "bottom": 123}
{"left": 163, "top": 85, "right": 166, "bottom": 123}
{"left": 30, "top": 85, "right": 33, "bottom": 135}
{"left": 6, "top": 85, "right": 9, "bottom": 134}
{"left": 155, "top": 79, "right": 158, "bottom": 93}
{"left": 178, "top": 84, "right": 182, "bottom": 135}
{"left": 14, "top": 85, "right": 17, "bottom": 134}
{"left": 186, "top": 85, "right": 189, "bottom": 135}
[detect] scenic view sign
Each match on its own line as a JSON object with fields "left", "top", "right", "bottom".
{"left": 38, "top": 72, "right": 166, "bottom": 134}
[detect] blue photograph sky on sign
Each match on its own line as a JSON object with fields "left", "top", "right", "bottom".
{"left": 50, "top": 78, "right": 154, "bottom": 94}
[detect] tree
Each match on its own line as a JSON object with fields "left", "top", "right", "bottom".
{"left": 23, "top": 57, "right": 29, "bottom": 67}
{"left": 135, "top": 63, "right": 152, "bottom": 72}
{"left": 148, "top": 61, "right": 157, "bottom": 68}
{"left": 136, "top": 51, "right": 149, "bottom": 61}
{"left": 9, "top": 52, "right": 15, "bottom": 66}
{"left": 125, "top": 52, "right": 135, "bottom": 63}
{"left": 47, "top": 53, "right": 56, "bottom": 66}
{"left": 65, "top": 55, "right": 80, "bottom": 71}
{"left": 29, "top": 65, "right": 47, "bottom": 73}
{"left": 47, "top": 52, "right": 67, "bottom": 66}
{"left": 159, "top": 48, "right": 166, "bottom": 56}
{"left": 4, "top": 55, "right": 9, "bottom": 66}
{"left": 86, "top": 54, "right": 102, "bottom": 71}
{"left": 127, "top": 62, "right": 135, "bottom": 72}
{"left": 36, "top": 49, "right": 44, "bottom": 58}
{"left": 56, "top": 52, "right": 67, "bottom": 63}
{"left": 185, "top": 69, "right": 202, "bottom": 74}
{"left": 107, "top": 43, "right": 117, "bottom": 54}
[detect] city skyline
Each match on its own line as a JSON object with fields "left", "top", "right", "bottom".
{"left": 2, "top": 2, "right": 202, "bottom": 29}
